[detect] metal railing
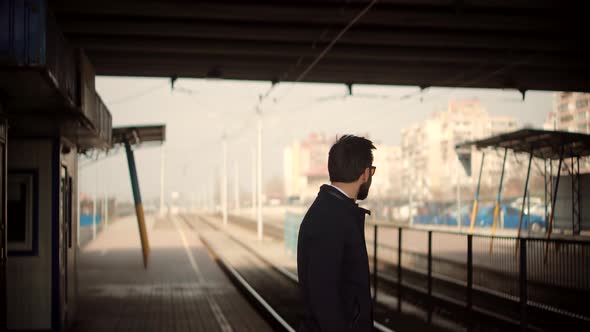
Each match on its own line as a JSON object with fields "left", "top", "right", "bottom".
{"left": 369, "top": 223, "right": 590, "bottom": 331}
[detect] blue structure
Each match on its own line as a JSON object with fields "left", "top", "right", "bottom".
{"left": 79, "top": 214, "right": 101, "bottom": 227}
{"left": 284, "top": 212, "right": 303, "bottom": 256}
{"left": 413, "top": 204, "right": 546, "bottom": 231}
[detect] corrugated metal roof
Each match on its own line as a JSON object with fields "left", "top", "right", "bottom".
{"left": 456, "top": 129, "right": 590, "bottom": 160}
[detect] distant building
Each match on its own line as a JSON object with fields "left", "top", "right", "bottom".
{"left": 283, "top": 133, "right": 402, "bottom": 202}
{"left": 372, "top": 145, "right": 403, "bottom": 200}
{"left": 544, "top": 92, "right": 590, "bottom": 173}
{"left": 283, "top": 133, "right": 332, "bottom": 203}
{"left": 401, "top": 99, "right": 519, "bottom": 203}
{"left": 544, "top": 92, "right": 590, "bottom": 133}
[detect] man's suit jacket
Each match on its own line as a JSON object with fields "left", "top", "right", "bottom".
{"left": 297, "top": 184, "right": 373, "bottom": 332}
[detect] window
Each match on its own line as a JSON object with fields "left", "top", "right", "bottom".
{"left": 558, "top": 103, "right": 568, "bottom": 112}
{"left": 7, "top": 171, "right": 37, "bottom": 255}
{"left": 576, "top": 99, "right": 589, "bottom": 109}
{"left": 7, "top": 182, "right": 26, "bottom": 243}
{"left": 560, "top": 114, "right": 573, "bottom": 123}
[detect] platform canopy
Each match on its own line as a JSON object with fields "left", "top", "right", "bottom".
{"left": 112, "top": 125, "right": 166, "bottom": 146}
{"left": 51, "top": 0, "right": 590, "bottom": 92}
{"left": 456, "top": 129, "right": 590, "bottom": 160}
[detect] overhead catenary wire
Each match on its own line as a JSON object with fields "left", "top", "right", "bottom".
{"left": 106, "top": 81, "right": 168, "bottom": 106}
{"left": 274, "top": 0, "right": 379, "bottom": 104}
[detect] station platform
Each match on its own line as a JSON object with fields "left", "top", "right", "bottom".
{"left": 72, "top": 214, "right": 273, "bottom": 332}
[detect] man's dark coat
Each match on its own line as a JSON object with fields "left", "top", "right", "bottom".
{"left": 297, "top": 184, "right": 372, "bottom": 332}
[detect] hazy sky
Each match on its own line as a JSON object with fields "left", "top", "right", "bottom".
{"left": 80, "top": 77, "right": 553, "bottom": 205}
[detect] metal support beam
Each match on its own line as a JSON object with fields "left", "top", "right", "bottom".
{"left": 572, "top": 156, "right": 581, "bottom": 235}
{"left": 544, "top": 148, "right": 564, "bottom": 263}
{"left": 397, "top": 228, "right": 403, "bottom": 313}
{"left": 427, "top": 231, "right": 433, "bottom": 324}
{"left": 124, "top": 139, "right": 150, "bottom": 268}
{"left": 469, "top": 151, "right": 485, "bottom": 234}
{"left": 490, "top": 148, "right": 508, "bottom": 253}
{"left": 515, "top": 152, "right": 533, "bottom": 256}
{"left": 519, "top": 238, "right": 528, "bottom": 331}
{"left": 544, "top": 159, "right": 548, "bottom": 226}
{"left": 466, "top": 234, "right": 473, "bottom": 331}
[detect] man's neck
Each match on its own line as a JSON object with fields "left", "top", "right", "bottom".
{"left": 330, "top": 182, "right": 358, "bottom": 200}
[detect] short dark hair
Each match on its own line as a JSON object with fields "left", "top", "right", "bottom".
{"left": 328, "top": 135, "right": 376, "bottom": 183}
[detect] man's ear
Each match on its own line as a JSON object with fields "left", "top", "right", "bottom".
{"left": 360, "top": 168, "right": 369, "bottom": 183}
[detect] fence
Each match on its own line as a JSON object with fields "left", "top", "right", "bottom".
{"left": 284, "top": 211, "right": 590, "bottom": 330}
{"left": 369, "top": 224, "right": 590, "bottom": 331}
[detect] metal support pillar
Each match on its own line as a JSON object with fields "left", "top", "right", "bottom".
{"left": 469, "top": 152, "right": 485, "bottom": 234}
{"left": 490, "top": 148, "right": 508, "bottom": 253}
{"left": 548, "top": 159, "right": 554, "bottom": 225}
{"left": 124, "top": 140, "right": 150, "bottom": 268}
{"left": 427, "top": 231, "right": 433, "bottom": 324}
{"left": 527, "top": 185, "right": 531, "bottom": 235}
{"left": 397, "top": 228, "right": 402, "bottom": 313}
{"left": 545, "top": 149, "right": 564, "bottom": 263}
{"left": 572, "top": 156, "right": 581, "bottom": 235}
{"left": 519, "top": 238, "right": 528, "bottom": 331}
{"left": 544, "top": 159, "right": 548, "bottom": 226}
{"left": 467, "top": 235, "right": 473, "bottom": 331}
{"left": 515, "top": 153, "right": 533, "bottom": 256}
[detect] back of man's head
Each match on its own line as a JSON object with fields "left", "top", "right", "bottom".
{"left": 328, "top": 135, "right": 376, "bottom": 183}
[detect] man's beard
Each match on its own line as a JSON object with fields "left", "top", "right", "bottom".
{"left": 357, "top": 176, "right": 372, "bottom": 200}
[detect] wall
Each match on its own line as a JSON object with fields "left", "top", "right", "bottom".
{"left": 60, "top": 139, "right": 78, "bottom": 327}
{"left": 7, "top": 139, "right": 54, "bottom": 330}
{"left": 7, "top": 137, "right": 78, "bottom": 331}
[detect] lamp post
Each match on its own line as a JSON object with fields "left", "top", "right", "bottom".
{"left": 256, "top": 109, "right": 263, "bottom": 241}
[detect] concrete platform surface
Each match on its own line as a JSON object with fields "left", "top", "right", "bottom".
{"left": 72, "top": 214, "right": 272, "bottom": 332}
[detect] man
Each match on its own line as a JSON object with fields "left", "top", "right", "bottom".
{"left": 297, "top": 135, "right": 376, "bottom": 332}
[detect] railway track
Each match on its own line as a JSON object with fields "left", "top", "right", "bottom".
{"left": 180, "top": 214, "right": 439, "bottom": 332}
{"left": 222, "top": 214, "right": 284, "bottom": 240}
{"left": 218, "top": 214, "right": 590, "bottom": 331}
{"left": 181, "top": 214, "right": 301, "bottom": 331}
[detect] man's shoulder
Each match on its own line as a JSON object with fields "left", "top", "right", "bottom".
{"left": 300, "top": 197, "right": 354, "bottom": 234}
{"left": 303, "top": 196, "right": 343, "bottom": 221}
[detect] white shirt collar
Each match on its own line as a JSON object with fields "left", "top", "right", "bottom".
{"left": 329, "top": 184, "right": 351, "bottom": 199}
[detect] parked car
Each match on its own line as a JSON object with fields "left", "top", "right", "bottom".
{"left": 440, "top": 205, "right": 472, "bottom": 227}
{"left": 474, "top": 204, "right": 546, "bottom": 232}
{"left": 413, "top": 204, "right": 546, "bottom": 232}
